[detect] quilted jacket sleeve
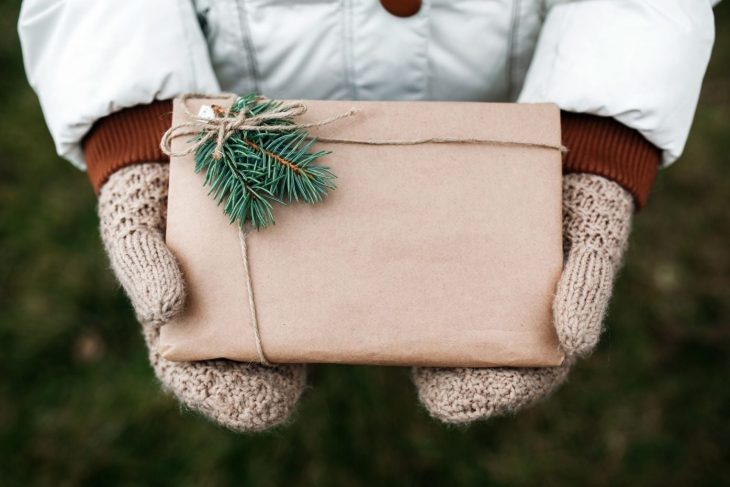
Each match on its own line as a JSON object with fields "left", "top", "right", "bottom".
{"left": 518, "top": 0, "right": 716, "bottom": 165}
{"left": 18, "top": 0, "right": 220, "bottom": 169}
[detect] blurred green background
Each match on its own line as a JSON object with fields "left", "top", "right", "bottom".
{"left": 1, "top": 1, "right": 729, "bottom": 485}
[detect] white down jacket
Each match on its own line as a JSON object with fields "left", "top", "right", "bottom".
{"left": 19, "top": 0, "right": 718, "bottom": 170}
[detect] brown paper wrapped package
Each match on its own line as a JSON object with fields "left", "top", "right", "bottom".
{"left": 159, "top": 96, "right": 565, "bottom": 367}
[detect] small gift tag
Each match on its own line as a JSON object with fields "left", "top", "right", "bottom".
{"left": 197, "top": 104, "right": 215, "bottom": 120}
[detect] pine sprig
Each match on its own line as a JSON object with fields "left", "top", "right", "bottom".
{"left": 193, "top": 94, "right": 336, "bottom": 229}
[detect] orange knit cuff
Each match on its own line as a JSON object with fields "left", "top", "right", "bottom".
{"left": 560, "top": 111, "right": 661, "bottom": 209}
{"left": 82, "top": 100, "right": 173, "bottom": 194}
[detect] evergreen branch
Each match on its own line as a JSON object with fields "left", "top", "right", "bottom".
{"left": 243, "top": 138, "right": 301, "bottom": 174}
{"left": 193, "top": 94, "right": 337, "bottom": 229}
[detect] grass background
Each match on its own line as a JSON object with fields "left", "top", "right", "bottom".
{"left": 1, "top": 2, "right": 729, "bottom": 485}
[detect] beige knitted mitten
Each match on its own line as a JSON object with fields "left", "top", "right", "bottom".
{"left": 98, "top": 163, "right": 306, "bottom": 431}
{"left": 413, "top": 173, "right": 634, "bottom": 423}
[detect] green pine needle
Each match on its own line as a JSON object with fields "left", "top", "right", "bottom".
{"left": 193, "top": 94, "right": 336, "bottom": 229}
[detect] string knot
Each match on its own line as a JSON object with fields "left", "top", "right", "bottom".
{"left": 160, "top": 93, "right": 355, "bottom": 159}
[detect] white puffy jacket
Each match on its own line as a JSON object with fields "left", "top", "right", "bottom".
{"left": 19, "top": 0, "right": 718, "bottom": 170}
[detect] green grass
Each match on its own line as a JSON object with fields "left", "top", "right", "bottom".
{"left": 1, "top": 2, "right": 729, "bottom": 485}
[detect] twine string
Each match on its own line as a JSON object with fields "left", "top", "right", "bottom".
{"left": 160, "top": 92, "right": 569, "bottom": 160}
{"left": 166, "top": 93, "right": 568, "bottom": 365}
{"left": 237, "top": 225, "right": 271, "bottom": 365}
{"left": 160, "top": 93, "right": 360, "bottom": 159}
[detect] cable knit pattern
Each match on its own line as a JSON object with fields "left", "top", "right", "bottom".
{"left": 142, "top": 325, "right": 306, "bottom": 432}
{"left": 413, "top": 361, "right": 573, "bottom": 424}
{"left": 98, "top": 163, "right": 306, "bottom": 432}
{"left": 414, "top": 173, "right": 634, "bottom": 424}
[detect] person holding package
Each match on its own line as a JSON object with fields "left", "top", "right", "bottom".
{"left": 18, "top": 0, "right": 717, "bottom": 431}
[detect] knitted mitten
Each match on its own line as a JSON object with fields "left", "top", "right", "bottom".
{"left": 98, "top": 162, "right": 306, "bottom": 431}
{"left": 413, "top": 173, "right": 633, "bottom": 423}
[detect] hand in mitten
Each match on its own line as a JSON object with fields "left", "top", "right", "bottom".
{"left": 413, "top": 173, "right": 634, "bottom": 422}
{"left": 98, "top": 162, "right": 305, "bottom": 431}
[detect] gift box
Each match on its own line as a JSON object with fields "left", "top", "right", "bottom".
{"left": 159, "top": 95, "right": 565, "bottom": 367}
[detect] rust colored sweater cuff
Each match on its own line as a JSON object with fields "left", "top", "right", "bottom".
{"left": 560, "top": 111, "right": 660, "bottom": 209}
{"left": 82, "top": 100, "right": 172, "bottom": 194}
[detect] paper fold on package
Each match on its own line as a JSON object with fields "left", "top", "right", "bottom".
{"left": 159, "top": 95, "right": 565, "bottom": 367}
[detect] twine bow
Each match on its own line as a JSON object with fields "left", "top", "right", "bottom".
{"left": 160, "top": 93, "right": 358, "bottom": 160}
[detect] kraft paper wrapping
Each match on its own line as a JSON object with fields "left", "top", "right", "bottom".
{"left": 159, "top": 96, "right": 565, "bottom": 367}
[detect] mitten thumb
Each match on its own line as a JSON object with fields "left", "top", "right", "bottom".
{"left": 98, "top": 163, "right": 185, "bottom": 327}
{"left": 553, "top": 173, "right": 634, "bottom": 357}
